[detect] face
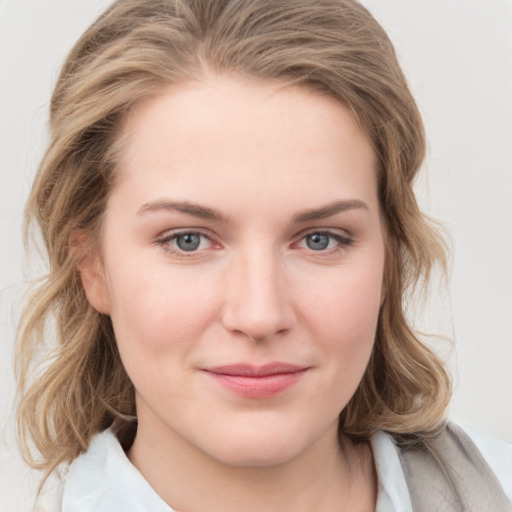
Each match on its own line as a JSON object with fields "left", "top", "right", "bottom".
{"left": 82, "top": 75, "right": 386, "bottom": 467}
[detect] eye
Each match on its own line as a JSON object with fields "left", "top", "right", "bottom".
{"left": 174, "top": 233, "right": 205, "bottom": 252}
{"left": 305, "top": 232, "right": 331, "bottom": 251}
{"left": 296, "top": 231, "right": 352, "bottom": 252}
{"left": 156, "top": 231, "right": 215, "bottom": 254}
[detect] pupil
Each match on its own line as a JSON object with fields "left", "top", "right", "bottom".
{"left": 177, "top": 233, "right": 201, "bottom": 251}
{"left": 306, "top": 233, "right": 329, "bottom": 251}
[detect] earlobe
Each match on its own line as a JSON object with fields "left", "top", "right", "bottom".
{"left": 71, "top": 232, "right": 112, "bottom": 315}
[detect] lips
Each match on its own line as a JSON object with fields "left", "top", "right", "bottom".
{"left": 201, "top": 363, "right": 309, "bottom": 398}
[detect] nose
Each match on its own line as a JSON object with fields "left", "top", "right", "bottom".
{"left": 221, "top": 248, "right": 296, "bottom": 342}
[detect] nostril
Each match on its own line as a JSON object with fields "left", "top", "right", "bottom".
{"left": 244, "top": 327, "right": 289, "bottom": 343}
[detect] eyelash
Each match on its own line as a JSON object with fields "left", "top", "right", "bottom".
{"left": 154, "top": 229, "right": 353, "bottom": 258}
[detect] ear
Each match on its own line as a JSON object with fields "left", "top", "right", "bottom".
{"left": 71, "top": 232, "right": 112, "bottom": 315}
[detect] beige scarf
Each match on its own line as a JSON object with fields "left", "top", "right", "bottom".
{"left": 399, "top": 422, "right": 511, "bottom": 511}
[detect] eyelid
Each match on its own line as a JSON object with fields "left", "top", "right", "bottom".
{"left": 296, "top": 227, "right": 353, "bottom": 242}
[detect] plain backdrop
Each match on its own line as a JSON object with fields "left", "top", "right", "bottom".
{"left": 1, "top": 0, "right": 511, "bottom": 510}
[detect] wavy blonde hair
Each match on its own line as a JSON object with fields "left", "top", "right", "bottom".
{"left": 17, "top": 0, "right": 450, "bottom": 475}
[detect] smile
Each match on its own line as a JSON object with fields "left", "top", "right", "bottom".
{"left": 201, "top": 363, "right": 309, "bottom": 398}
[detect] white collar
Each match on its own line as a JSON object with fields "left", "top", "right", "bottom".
{"left": 62, "top": 429, "right": 413, "bottom": 512}
{"left": 63, "top": 429, "right": 173, "bottom": 512}
{"left": 370, "top": 431, "right": 413, "bottom": 512}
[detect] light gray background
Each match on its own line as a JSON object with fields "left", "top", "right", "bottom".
{"left": 1, "top": 0, "right": 511, "bottom": 510}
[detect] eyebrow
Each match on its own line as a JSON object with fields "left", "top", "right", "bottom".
{"left": 137, "top": 198, "right": 369, "bottom": 223}
{"left": 138, "top": 200, "right": 228, "bottom": 221}
{"left": 292, "top": 199, "right": 369, "bottom": 223}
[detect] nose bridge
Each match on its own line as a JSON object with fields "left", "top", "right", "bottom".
{"left": 222, "top": 243, "right": 294, "bottom": 340}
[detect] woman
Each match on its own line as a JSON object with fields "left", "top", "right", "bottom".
{"left": 15, "top": 1, "right": 511, "bottom": 511}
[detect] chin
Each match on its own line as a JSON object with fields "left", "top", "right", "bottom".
{"left": 199, "top": 422, "right": 322, "bottom": 468}
{"left": 212, "top": 440, "right": 305, "bottom": 468}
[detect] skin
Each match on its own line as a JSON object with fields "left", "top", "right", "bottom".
{"left": 81, "top": 74, "right": 385, "bottom": 511}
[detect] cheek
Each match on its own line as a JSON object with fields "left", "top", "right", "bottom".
{"left": 302, "top": 263, "right": 383, "bottom": 341}
{"left": 297, "top": 259, "right": 384, "bottom": 395}
{"left": 105, "top": 263, "right": 221, "bottom": 360}
{"left": 105, "top": 269, "right": 220, "bottom": 403}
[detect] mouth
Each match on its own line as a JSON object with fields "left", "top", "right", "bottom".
{"left": 201, "top": 363, "right": 309, "bottom": 398}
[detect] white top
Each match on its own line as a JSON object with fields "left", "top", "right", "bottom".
{"left": 34, "top": 425, "right": 512, "bottom": 512}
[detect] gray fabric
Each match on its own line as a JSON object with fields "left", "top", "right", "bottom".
{"left": 399, "top": 422, "right": 512, "bottom": 512}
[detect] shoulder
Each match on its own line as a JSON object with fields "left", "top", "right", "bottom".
{"left": 458, "top": 422, "right": 512, "bottom": 502}
{"left": 60, "top": 428, "right": 173, "bottom": 511}
{"left": 32, "top": 465, "right": 68, "bottom": 512}
{"left": 31, "top": 430, "right": 122, "bottom": 512}
{"left": 397, "top": 421, "right": 512, "bottom": 511}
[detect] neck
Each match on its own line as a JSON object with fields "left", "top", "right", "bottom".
{"left": 127, "top": 414, "right": 376, "bottom": 512}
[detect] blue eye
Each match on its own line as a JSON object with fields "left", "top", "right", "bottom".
{"left": 298, "top": 231, "right": 351, "bottom": 252}
{"left": 305, "top": 233, "right": 330, "bottom": 251}
{"left": 157, "top": 231, "right": 213, "bottom": 254}
{"left": 175, "top": 233, "right": 202, "bottom": 251}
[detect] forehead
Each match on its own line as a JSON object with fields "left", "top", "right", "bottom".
{"left": 112, "top": 75, "right": 378, "bottom": 216}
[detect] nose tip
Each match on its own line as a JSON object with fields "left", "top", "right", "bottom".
{"left": 221, "top": 256, "right": 295, "bottom": 342}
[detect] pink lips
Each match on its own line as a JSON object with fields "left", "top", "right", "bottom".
{"left": 202, "top": 363, "right": 308, "bottom": 398}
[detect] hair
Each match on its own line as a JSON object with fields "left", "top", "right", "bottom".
{"left": 17, "top": 0, "right": 451, "bottom": 476}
